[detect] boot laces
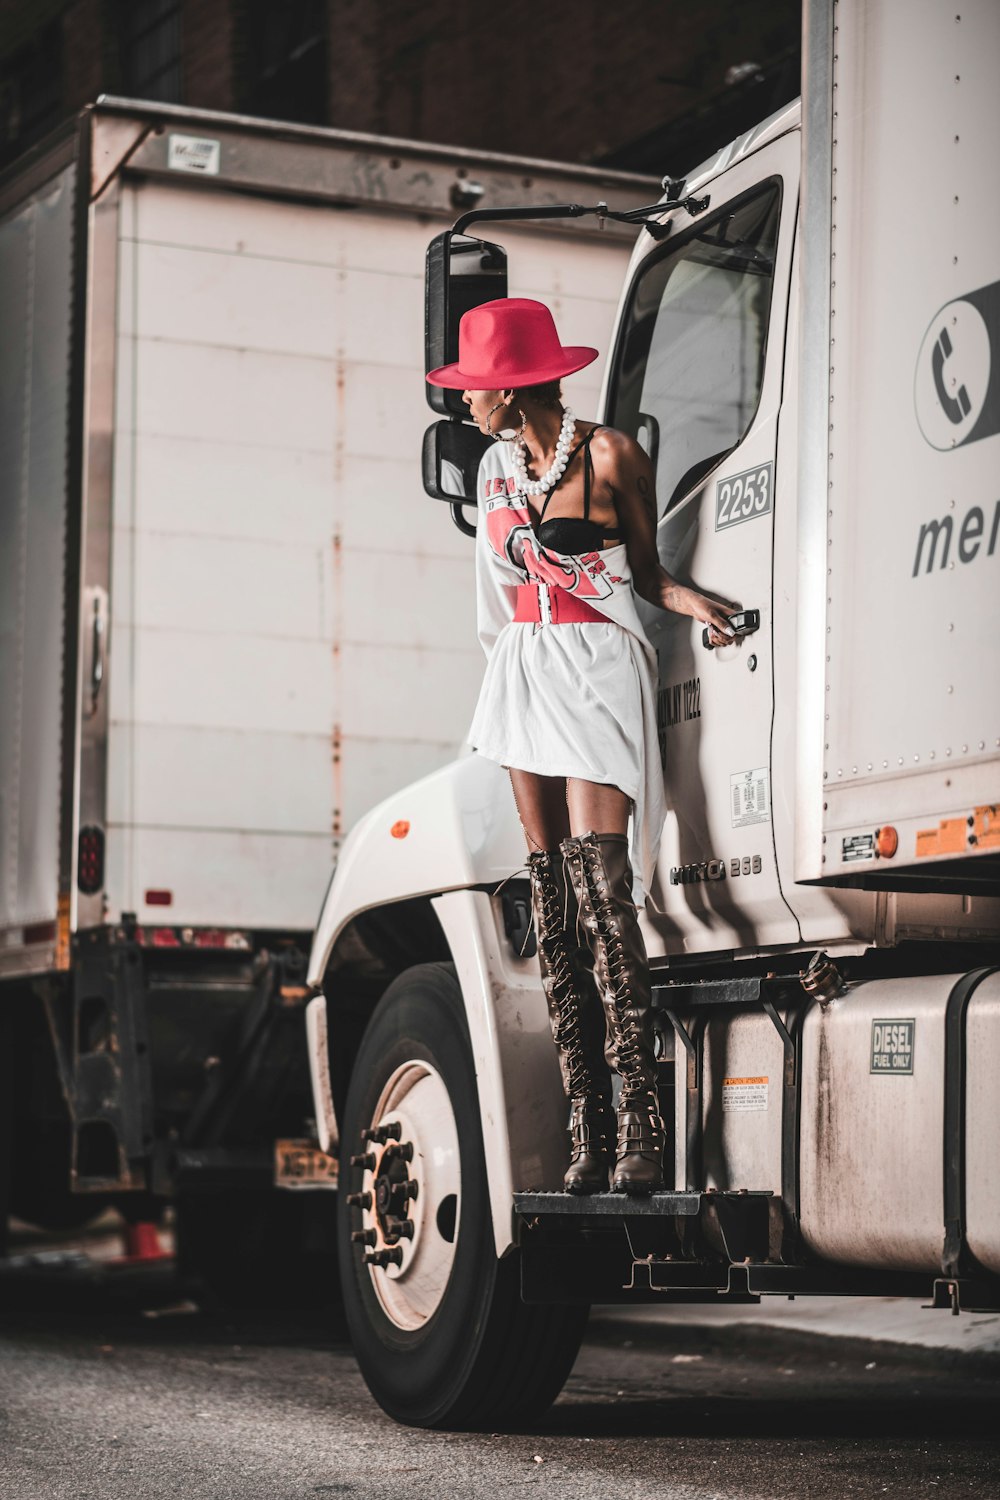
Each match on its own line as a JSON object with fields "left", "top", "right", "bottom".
{"left": 528, "top": 854, "right": 600, "bottom": 1099}
{"left": 578, "top": 838, "right": 646, "bottom": 1079}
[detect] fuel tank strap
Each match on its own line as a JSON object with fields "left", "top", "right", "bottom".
{"left": 942, "top": 965, "right": 1000, "bottom": 1278}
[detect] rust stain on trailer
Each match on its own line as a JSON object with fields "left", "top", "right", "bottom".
{"left": 332, "top": 723, "right": 343, "bottom": 838}
{"left": 815, "top": 1017, "right": 837, "bottom": 1185}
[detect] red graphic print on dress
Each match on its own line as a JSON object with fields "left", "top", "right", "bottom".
{"left": 483, "top": 494, "right": 617, "bottom": 601}
{"left": 485, "top": 499, "right": 533, "bottom": 565}
{"left": 521, "top": 539, "right": 613, "bottom": 600}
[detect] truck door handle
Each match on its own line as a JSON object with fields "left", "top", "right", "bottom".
{"left": 84, "top": 587, "right": 108, "bottom": 716}
{"left": 702, "top": 608, "right": 760, "bottom": 651}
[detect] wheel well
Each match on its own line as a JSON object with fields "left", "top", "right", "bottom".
{"left": 320, "top": 896, "right": 451, "bottom": 1124}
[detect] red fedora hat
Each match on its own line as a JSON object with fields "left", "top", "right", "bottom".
{"left": 426, "top": 298, "right": 599, "bottom": 389}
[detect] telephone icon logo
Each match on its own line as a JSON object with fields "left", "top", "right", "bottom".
{"left": 931, "top": 326, "right": 972, "bottom": 425}
{"left": 915, "top": 295, "right": 992, "bottom": 450}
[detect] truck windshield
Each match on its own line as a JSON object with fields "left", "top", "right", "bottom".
{"left": 609, "top": 184, "right": 781, "bottom": 513}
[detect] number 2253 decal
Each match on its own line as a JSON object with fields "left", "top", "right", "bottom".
{"left": 715, "top": 462, "right": 773, "bottom": 531}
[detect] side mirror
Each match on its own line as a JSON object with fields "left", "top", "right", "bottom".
{"left": 422, "top": 419, "right": 490, "bottom": 509}
{"left": 425, "top": 231, "right": 507, "bottom": 418}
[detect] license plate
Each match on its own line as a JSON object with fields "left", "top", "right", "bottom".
{"left": 274, "top": 1138, "right": 339, "bottom": 1189}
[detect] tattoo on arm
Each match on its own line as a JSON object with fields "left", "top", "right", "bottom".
{"left": 636, "top": 473, "right": 655, "bottom": 519}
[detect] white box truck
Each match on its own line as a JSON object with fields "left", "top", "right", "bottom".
{"left": 304, "top": 0, "right": 1000, "bottom": 1425}
{"left": 0, "top": 96, "right": 647, "bottom": 1296}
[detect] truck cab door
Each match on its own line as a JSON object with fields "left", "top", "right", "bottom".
{"left": 606, "top": 129, "right": 800, "bottom": 957}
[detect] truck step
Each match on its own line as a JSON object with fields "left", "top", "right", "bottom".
{"left": 514, "top": 1188, "right": 771, "bottom": 1222}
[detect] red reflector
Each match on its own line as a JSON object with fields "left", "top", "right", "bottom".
{"left": 390, "top": 820, "right": 410, "bottom": 839}
{"left": 193, "top": 929, "right": 227, "bottom": 948}
{"left": 149, "top": 928, "right": 180, "bottom": 947}
{"left": 78, "top": 825, "right": 105, "bottom": 896}
{"left": 876, "top": 826, "right": 899, "bottom": 859}
{"left": 24, "top": 920, "right": 57, "bottom": 945}
{"left": 145, "top": 889, "right": 173, "bottom": 907}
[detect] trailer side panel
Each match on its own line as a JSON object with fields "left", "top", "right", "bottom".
{"left": 0, "top": 165, "right": 74, "bottom": 952}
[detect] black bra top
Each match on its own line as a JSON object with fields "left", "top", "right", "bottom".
{"left": 533, "top": 426, "right": 623, "bottom": 556}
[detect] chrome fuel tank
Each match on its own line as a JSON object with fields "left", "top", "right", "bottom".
{"left": 799, "top": 971, "right": 1000, "bottom": 1272}
{"left": 967, "top": 975, "right": 1000, "bottom": 1275}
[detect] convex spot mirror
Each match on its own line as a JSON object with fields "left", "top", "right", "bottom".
{"left": 425, "top": 231, "right": 507, "bottom": 419}
{"left": 422, "top": 419, "right": 491, "bottom": 510}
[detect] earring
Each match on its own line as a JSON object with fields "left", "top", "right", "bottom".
{"left": 487, "top": 403, "right": 527, "bottom": 443}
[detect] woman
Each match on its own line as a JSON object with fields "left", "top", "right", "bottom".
{"left": 426, "top": 298, "right": 733, "bottom": 1196}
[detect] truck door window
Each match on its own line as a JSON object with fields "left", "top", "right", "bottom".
{"left": 609, "top": 184, "right": 781, "bottom": 514}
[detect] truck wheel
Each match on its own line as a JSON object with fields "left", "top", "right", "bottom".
{"left": 339, "top": 961, "right": 587, "bottom": 1429}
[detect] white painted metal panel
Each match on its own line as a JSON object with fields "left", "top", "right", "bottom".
{"left": 112, "top": 725, "right": 334, "bottom": 834}
{"left": 116, "top": 626, "right": 336, "bottom": 734}
{"left": 105, "top": 177, "right": 633, "bottom": 929}
{"left": 821, "top": 0, "right": 1000, "bottom": 877}
{"left": 337, "top": 643, "right": 480, "bottom": 745}
{"left": 630, "top": 133, "right": 802, "bottom": 956}
{"left": 432, "top": 888, "right": 567, "bottom": 1258}
{"left": 699, "top": 1012, "right": 786, "bottom": 1193}
{"left": 0, "top": 165, "right": 73, "bottom": 935}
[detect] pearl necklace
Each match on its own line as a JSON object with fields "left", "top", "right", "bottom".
{"left": 512, "top": 406, "right": 576, "bottom": 496}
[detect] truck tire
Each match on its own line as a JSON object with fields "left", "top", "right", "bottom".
{"left": 339, "top": 961, "right": 587, "bottom": 1429}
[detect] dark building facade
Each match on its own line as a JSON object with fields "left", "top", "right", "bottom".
{"left": 0, "top": 0, "right": 799, "bottom": 175}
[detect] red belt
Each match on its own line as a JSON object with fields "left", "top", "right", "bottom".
{"left": 513, "top": 582, "right": 606, "bottom": 625}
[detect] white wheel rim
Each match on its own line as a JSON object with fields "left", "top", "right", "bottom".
{"left": 352, "top": 1060, "right": 461, "bottom": 1331}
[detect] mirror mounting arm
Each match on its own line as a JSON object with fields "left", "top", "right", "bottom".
{"left": 451, "top": 196, "right": 710, "bottom": 240}
{"left": 450, "top": 502, "right": 477, "bottom": 538}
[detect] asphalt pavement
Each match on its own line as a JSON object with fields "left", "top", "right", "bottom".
{"left": 1, "top": 1218, "right": 998, "bottom": 1500}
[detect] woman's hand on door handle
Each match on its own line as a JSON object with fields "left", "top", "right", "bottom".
{"left": 659, "top": 580, "right": 738, "bottom": 647}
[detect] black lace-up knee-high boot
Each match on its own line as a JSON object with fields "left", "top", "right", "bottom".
{"left": 526, "top": 848, "right": 615, "bottom": 1194}
{"left": 560, "top": 832, "right": 665, "bottom": 1195}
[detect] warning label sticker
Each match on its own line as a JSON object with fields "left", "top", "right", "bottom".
{"left": 722, "top": 1076, "right": 769, "bottom": 1112}
{"left": 731, "top": 767, "right": 770, "bottom": 828}
{"left": 168, "top": 133, "right": 221, "bottom": 175}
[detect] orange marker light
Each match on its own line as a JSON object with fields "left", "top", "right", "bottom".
{"left": 876, "top": 826, "right": 898, "bottom": 859}
{"left": 390, "top": 820, "right": 410, "bottom": 839}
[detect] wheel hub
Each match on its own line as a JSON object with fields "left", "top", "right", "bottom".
{"left": 371, "top": 1135, "right": 417, "bottom": 1246}
{"left": 346, "top": 1060, "right": 462, "bottom": 1329}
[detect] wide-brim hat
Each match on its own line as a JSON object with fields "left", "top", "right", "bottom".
{"left": 426, "top": 297, "right": 599, "bottom": 389}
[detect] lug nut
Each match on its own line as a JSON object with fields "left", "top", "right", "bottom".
{"left": 394, "top": 1141, "right": 414, "bottom": 1162}
{"left": 347, "top": 1191, "right": 372, "bottom": 1210}
{"left": 397, "top": 1219, "right": 414, "bottom": 1239}
{"left": 364, "top": 1247, "right": 404, "bottom": 1268}
{"left": 405, "top": 1180, "right": 419, "bottom": 1200}
{"left": 350, "top": 1152, "right": 375, "bottom": 1170}
{"left": 352, "top": 1228, "right": 377, "bottom": 1246}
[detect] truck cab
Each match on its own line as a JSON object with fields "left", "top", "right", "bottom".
{"left": 306, "top": 0, "right": 1000, "bottom": 1432}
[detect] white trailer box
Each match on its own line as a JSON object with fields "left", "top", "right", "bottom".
{"left": 801, "top": 0, "right": 1000, "bottom": 883}
{"left": 0, "top": 99, "right": 651, "bottom": 972}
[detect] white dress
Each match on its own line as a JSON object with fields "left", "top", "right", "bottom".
{"left": 467, "top": 441, "right": 666, "bottom": 908}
